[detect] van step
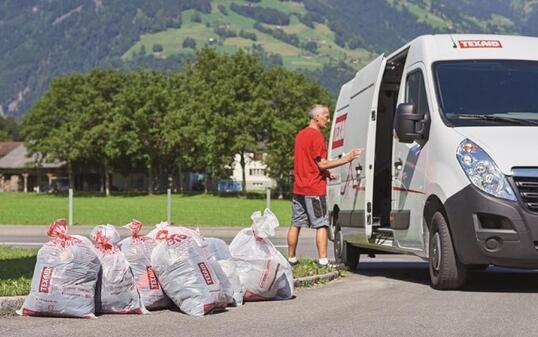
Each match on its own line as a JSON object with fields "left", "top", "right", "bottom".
{"left": 371, "top": 217, "right": 381, "bottom": 226}
{"left": 375, "top": 227, "right": 394, "bottom": 233}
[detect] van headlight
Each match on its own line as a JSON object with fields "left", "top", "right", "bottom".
{"left": 456, "top": 139, "right": 516, "bottom": 201}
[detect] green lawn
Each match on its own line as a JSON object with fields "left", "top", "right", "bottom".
{"left": 0, "top": 246, "right": 37, "bottom": 297}
{"left": 0, "top": 193, "right": 291, "bottom": 226}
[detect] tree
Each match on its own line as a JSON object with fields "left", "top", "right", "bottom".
{"left": 113, "top": 70, "right": 171, "bottom": 194}
{"left": 263, "top": 67, "right": 332, "bottom": 197}
{"left": 191, "top": 12, "right": 202, "bottom": 23}
{"left": 164, "top": 72, "right": 205, "bottom": 192}
{"left": 152, "top": 43, "right": 164, "bottom": 53}
{"left": 0, "top": 116, "right": 19, "bottom": 141}
{"left": 22, "top": 74, "right": 94, "bottom": 189}
{"left": 182, "top": 37, "right": 197, "bottom": 49}
{"left": 182, "top": 49, "right": 270, "bottom": 193}
{"left": 81, "top": 69, "right": 127, "bottom": 196}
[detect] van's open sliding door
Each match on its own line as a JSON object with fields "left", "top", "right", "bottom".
{"left": 340, "top": 54, "right": 386, "bottom": 242}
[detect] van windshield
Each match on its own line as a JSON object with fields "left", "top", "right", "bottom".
{"left": 434, "top": 60, "right": 538, "bottom": 126}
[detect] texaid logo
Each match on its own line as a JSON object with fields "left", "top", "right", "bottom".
{"left": 146, "top": 266, "right": 160, "bottom": 290}
{"left": 39, "top": 266, "right": 53, "bottom": 293}
{"left": 197, "top": 262, "right": 214, "bottom": 285}
{"left": 331, "top": 113, "right": 347, "bottom": 149}
{"left": 458, "top": 40, "right": 502, "bottom": 48}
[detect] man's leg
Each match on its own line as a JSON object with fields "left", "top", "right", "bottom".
{"left": 287, "top": 225, "right": 301, "bottom": 260}
{"left": 315, "top": 226, "right": 328, "bottom": 259}
{"left": 306, "top": 195, "right": 330, "bottom": 265}
{"left": 289, "top": 195, "right": 307, "bottom": 263}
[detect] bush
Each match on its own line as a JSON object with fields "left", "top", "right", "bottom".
{"left": 218, "top": 4, "right": 228, "bottom": 15}
{"left": 303, "top": 41, "right": 318, "bottom": 53}
{"left": 182, "top": 38, "right": 197, "bottom": 49}
{"left": 214, "top": 26, "right": 237, "bottom": 38}
{"left": 152, "top": 43, "right": 164, "bottom": 53}
{"left": 239, "top": 29, "right": 257, "bottom": 41}
{"left": 230, "top": 3, "right": 290, "bottom": 25}
{"left": 191, "top": 12, "right": 202, "bottom": 23}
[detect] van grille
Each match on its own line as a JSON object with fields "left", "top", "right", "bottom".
{"left": 513, "top": 174, "right": 538, "bottom": 212}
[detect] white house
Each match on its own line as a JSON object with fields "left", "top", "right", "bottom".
{"left": 231, "top": 153, "right": 275, "bottom": 191}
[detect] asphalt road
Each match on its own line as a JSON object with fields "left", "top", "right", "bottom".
{"left": 4, "top": 226, "right": 538, "bottom": 336}
{"left": 3, "top": 259, "right": 538, "bottom": 337}
{"left": 0, "top": 225, "right": 334, "bottom": 259}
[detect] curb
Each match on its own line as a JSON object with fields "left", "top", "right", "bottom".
{"left": 1, "top": 268, "right": 344, "bottom": 316}
{"left": 0, "top": 296, "right": 24, "bottom": 316}
{"left": 293, "top": 269, "right": 341, "bottom": 287}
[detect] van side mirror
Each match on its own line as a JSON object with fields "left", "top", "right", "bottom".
{"left": 394, "top": 103, "right": 428, "bottom": 144}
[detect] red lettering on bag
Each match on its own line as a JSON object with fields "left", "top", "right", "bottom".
{"left": 332, "top": 113, "right": 347, "bottom": 149}
{"left": 197, "top": 262, "right": 214, "bottom": 285}
{"left": 146, "top": 266, "right": 160, "bottom": 290}
{"left": 458, "top": 40, "right": 502, "bottom": 48}
{"left": 39, "top": 267, "right": 53, "bottom": 293}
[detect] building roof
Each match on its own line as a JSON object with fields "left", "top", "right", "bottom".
{"left": 0, "top": 142, "right": 64, "bottom": 170}
{"left": 0, "top": 142, "right": 21, "bottom": 158}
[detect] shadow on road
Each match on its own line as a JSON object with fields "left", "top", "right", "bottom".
{"left": 352, "top": 261, "right": 538, "bottom": 293}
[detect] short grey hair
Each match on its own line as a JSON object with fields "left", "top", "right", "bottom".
{"left": 308, "top": 104, "right": 328, "bottom": 119}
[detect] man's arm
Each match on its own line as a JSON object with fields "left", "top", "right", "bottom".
{"left": 316, "top": 148, "right": 362, "bottom": 170}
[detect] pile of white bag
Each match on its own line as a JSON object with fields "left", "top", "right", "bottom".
{"left": 18, "top": 209, "right": 294, "bottom": 318}
{"left": 229, "top": 209, "right": 294, "bottom": 301}
{"left": 17, "top": 219, "right": 101, "bottom": 318}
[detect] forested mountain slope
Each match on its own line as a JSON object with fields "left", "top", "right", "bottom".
{"left": 2, "top": 0, "right": 538, "bottom": 118}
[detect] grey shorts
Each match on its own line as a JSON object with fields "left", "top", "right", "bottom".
{"left": 291, "top": 195, "right": 329, "bottom": 229}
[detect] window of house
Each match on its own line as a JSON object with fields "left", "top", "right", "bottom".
{"left": 249, "top": 168, "right": 265, "bottom": 176}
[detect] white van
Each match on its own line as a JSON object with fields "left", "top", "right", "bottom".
{"left": 328, "top": 34, "right": 538, "bottom": 289}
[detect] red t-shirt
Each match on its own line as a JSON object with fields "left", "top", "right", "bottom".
{"left": 293, "top": 127, "right": 328, "bottom": 196}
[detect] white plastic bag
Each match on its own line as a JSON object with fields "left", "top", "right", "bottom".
{"left": 206, "top": 238, "right": 244, "bottom": 306}
{"left": 91, "top": 224, "right": 146, "bottom": 314}
{"left": 119, "top": 219, "right": 170, "bottom": 310}
{"left": 150, "top": 223, "right": 227, "bottom": 316}
{"left": 17, "top": 219, "right": 100, "bottom": 318}
{"left": 229, "top": 209, "right": 294, "bottom": 301}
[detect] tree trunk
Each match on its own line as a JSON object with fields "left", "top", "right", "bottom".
{"left": 147, "top": 162, "right": 153, "bottom": 195}
{"left": 68, "top": 161, "right": 74, "bottom": 190}
{"left": 240, "top": 151, "right": 247, "bottom": 193}
{"left": 278, "top": 175, "right": 284, "bottom": 199}
{"left": 104, "top": 160, "right": 111, "bottom": 197}
{"left": 178, "top": 163, "right": 183, "bottom": 192}
{"left": 203, "top": 169, "right": 209, "bottom": 193}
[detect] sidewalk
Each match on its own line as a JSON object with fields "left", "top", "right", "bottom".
{"left": 0, "top": 224, "right": 316, "bottom": 239}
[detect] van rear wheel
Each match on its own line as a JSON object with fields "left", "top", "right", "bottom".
{"left": 429, "top": 211, "right": 467, "bottom": 290}
{"left": 334, "top": 227, "right": 360, "bottom": 269}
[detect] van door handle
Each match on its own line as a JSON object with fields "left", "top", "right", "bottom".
{"left": 355, "top": 165, "right": 362, "bottom": 177}
{"left": 394, "top": 159, "right": 403, "bottom": 171}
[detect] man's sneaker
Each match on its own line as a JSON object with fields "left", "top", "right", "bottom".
{"left": 288, "top": 256, "right": 298, "bottom": 266}
{"left": 318, "top": 257, "right": 329, "bottom": 267}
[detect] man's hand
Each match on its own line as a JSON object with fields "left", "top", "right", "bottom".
{"left": 328, "top": 172, "right": 336, "bottom": 180}
{"left": 317, "top": 148, "right": 363, "bottom": 171}
{"left": 344, "top": 148, "right": 362, "bottom": 163}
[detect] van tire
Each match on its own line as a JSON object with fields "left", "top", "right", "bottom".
{"left": 344, "top": 242, "right": 360, "bottom": 270}
{"left": 429, "top": 211, "right": 467, "bottom": 290}
{"left": 334, "top": 227, "right": 360, "bottom": 269}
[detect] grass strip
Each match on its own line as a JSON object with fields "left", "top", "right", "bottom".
{"left": 0, "top": 246, "right": 37, "bottom": 297}
{"left": 292, "top": 257, "right": 335, "bottom": 278}
{"left": 0, "top": 193, "right": 291, "bottom": 226}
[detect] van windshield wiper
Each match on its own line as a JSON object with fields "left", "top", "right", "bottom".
{"left": 454, "top": 114, "right": 538, "bottom": 126}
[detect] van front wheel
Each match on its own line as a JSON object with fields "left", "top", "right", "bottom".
{"left": 334, "top": 227, "right": 360, "bottom": 269}
{"left": 429, "top": 212, "right": 467, "bottom": 290}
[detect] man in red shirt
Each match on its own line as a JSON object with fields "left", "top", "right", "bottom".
{"left": 288, "top": 105, "right": 361, "bottom": 266}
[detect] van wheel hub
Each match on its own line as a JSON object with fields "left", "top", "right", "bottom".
{"left": 335, "top": 230, "right": 344, "bottom": 260}
{"left": 432, "top": 232, "right": 441, "bottom": 272}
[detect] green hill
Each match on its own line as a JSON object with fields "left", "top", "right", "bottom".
{"left": 2, "top": 0, "right": 538, "bottom": 118}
